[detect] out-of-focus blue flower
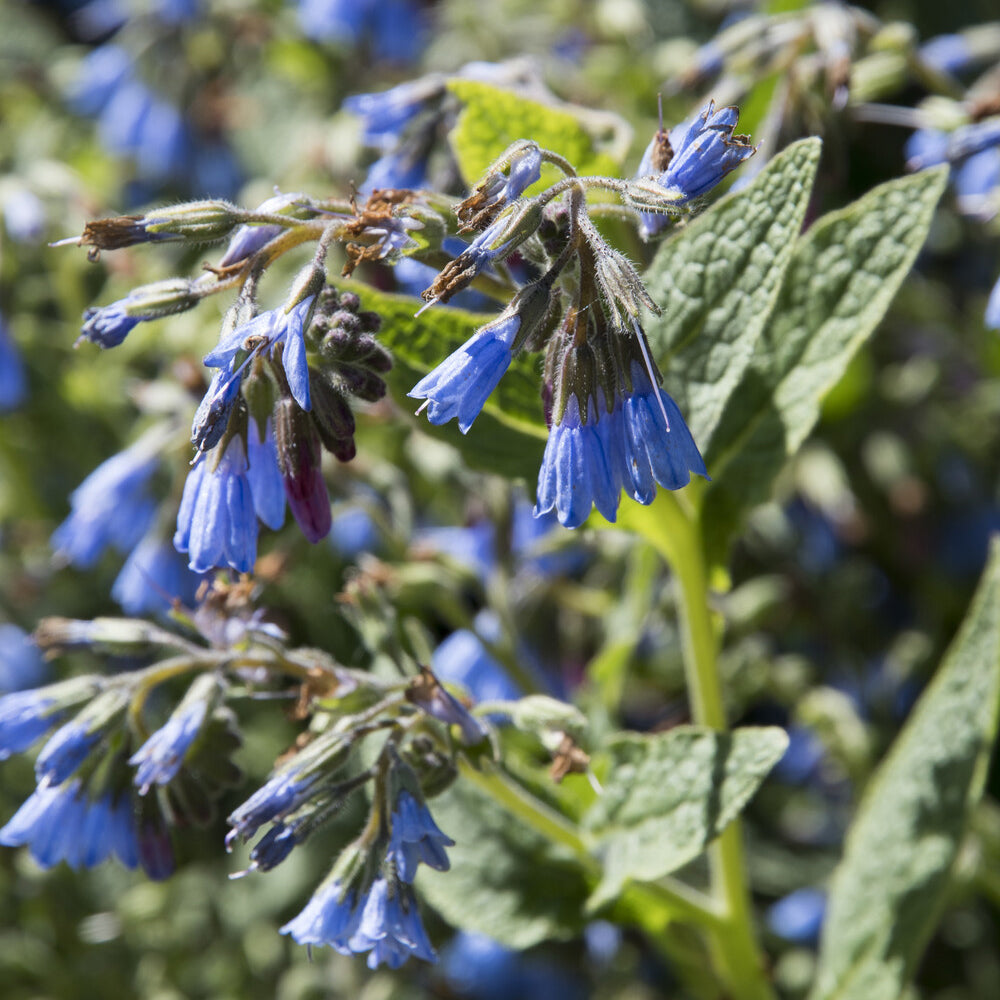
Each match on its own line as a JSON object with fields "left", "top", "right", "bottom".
{"left": 329, "top": 504, "right": 381, "bottom": 558}
{"left": 432, "top": 611, "right": 521, "bottom": 703}
{"left": 297, "top": 0, "right": 425, "bottom": 62}
{"left": 986, "top": 273, "right": 1000, "bottom": 330}
{"left": 360, "top": 149, "right": 429, "bottom": 194}
{"left": 174, "top": 434, "right": 258, "bottom": 573}
{"left": 247, "top": 417, "right": 285, "bottom": 530}
{"left": 387, "top": 790, "right": 454, "bottom": 882}
{"left": 954, "top": 146, "right": 1000, "bottom": 218}
{"left": 226, "top": 763, "right": 316, "bottom": 848}
{"left": 52, "top": 439, "right": 159, "bottom": 568}
{"left": 0, "top": 626, "right": 46, "bottom": 693}
{"left": 767, "top": 888, "right": 827, "bottom": 945}
{"left": 2, "top": 188, "right": 45, "bottom": 243}
{"left": 409, "top": 312, "right": 520, "bottom": 433}
{"left": 65, "top": 44, "right": 133, "bottom": 117}
{"left": 219, "top": 193, "right": 302, "bottom": 269}
{"left": 344, "top": 78, "right": 430, "bottom": 148}
{"left": 0, "top": 316, "right": 27, "bottom": 412}
{"left": 773, "top": 725, "right": 826, "bottom": 785}
{"left": 191, "top": 140, "right": 244, "bottom": 200}
{"left": 34, "top": 719, "right": 99, "bottom": 788}
{"left": 413, "top": 522, "right": 496, "bottom": 582}
{"left": 919, "top": 34, "right": 974, "bottom": 75}
{"left": 0, "top": 689, "right": 61, "bottom": 759}
{"left": 129, "top": 699, "right": 207, "bottom": 794}
{"left": 112, "top": 532, "right": 202, "bottom": 615}
{"left": 0, "top": 780, "right": 139, "bottom": 871}
{"left": 155, "top": 0, "right": 199, "bottom": 25}
{"left": 637, "top": 101, "right": 755, "bottom": 237}
{"left": 584, "top": 920, "right": 623, "bottom": 965}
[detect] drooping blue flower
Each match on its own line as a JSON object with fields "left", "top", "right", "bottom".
{"left": 0, "top": 626, "right": 46, "bottom": 693}
{"left": 0, "top": 690, "right": 61, "bottom": 759}
{"left": 281, "top": 878, "right": 364, "bottom": 950}
{"left": 34, "top": 719, "right": 99, "bottom": 788}
{"left": 408, "top": 311, "right": 520, "bottom": 432}
{"left": 52, "top": 439, "right": 159, "bottom": 568}
{"left": 351, "top": 876, "right": 437, "bottom": 969}
{"left": 343, "top": 78, "right": 430, "bottom": 148}
{"left": 247, "top": 417, "right": 285, "bottom": 530}
{"left": 0, "top": 780, "right": 139, "bottom": 871}
{"left": 79, "top": 300, "right": 142, "bottom": 348}
{"left": 387, "top": 790, "right": 454, "bottom": 882}
{"left": 359, "top": 149, "right": 429, "bottom": 195}
{"left": 226, "top": 764, "right": 316, "bottom": 848}
{"left": 637, "top": 101, "right": 755, "bottom": 237}
{"left": 129, "top": 699, "right": 208, "bottom": 794}
{"left": 0, "top": 315, "right": 27, "bottom": 412}
{"left": 766, "top": 888, "right": 827, "bottom": 945}
{"left": 243, "top": 821, "right": 300, "bottom": 873}
{"left": 112, "top": 532, "right": 202, "bottom": 615}
{"left": 432, "top": 621, "right": 521, "bottom": 704}
{"left": 174, "top": 434, "right": 258, "bottom": 573}
{"left": 953, "top": 146, "right": 1000, "bottom": 219}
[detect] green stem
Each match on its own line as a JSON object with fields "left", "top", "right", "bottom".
{"left": 623, "top": 492, "right": 776, "bottom": 1000}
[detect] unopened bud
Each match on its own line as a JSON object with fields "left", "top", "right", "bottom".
{"left": 275, "top": 399, "right": 332, "bottom": 543}
{"left": 309, "top": 374, "right": 357, "bottom": 462}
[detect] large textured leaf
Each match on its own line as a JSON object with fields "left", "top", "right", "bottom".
{"left": 645, "top": 138, "right": 821, "bottom": 449}
{"left": 701, "top": 166, "right": 947, "bottom": 564}
{"left": 347, "top": 282, "right": 546, "bottom": 480}
{"left": 418, "top": 775, "right": 591, "bottom": 949}
{"left": 810, "top": 540, "right": 1000, "bottom": 1000}
{"left": 582, "top": 726, "right": 788, "bottom": 910}
{"left": 447, "top": 78, "right": 626, "bottom": 190}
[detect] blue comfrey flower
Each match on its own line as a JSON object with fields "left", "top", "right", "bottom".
{"left": 360, "top": 149, "right": 429, "bottom": 195}
{"left": 637, "top": 101, "right": 755, "bottom": 237}
{"left": 919, "top": 34, "right": 974, "bottom": 75}
{"left": 0, "top": 690, "right": 60, "bottom": 759}
{"left": 282, "top": 876, "right": 436, "bottom": 969}
{"left": 65, "top": 44, "right": 133, "bottom": 117}
{"left": 204, "top": 296, "right": 315, "bottom": 412}
{"left": 52, "top": 438, "right": 159, "bottom": 568}
{"left": 35, "top": 719, "right": 99, "bottom": 788}
{"left": 129, "top": 699, "right": 208, "bottom": 794}
{"left": 986, "top": 273, "right": 1000, "bottom": 330}
{"left": 329, "top": 504, "right": 381, "bottom": 559}
{"left": 0, "top": 780, "right": 139, "bottom": 871}
{"left": 226, "top": 764, "right": 317, "bottom": 848}
{"left": 297, "top": 0, "right": 425, "bottom": 62}
{"left": 241, "top": 821, "right": 301, "bottom": 873}
{"left": 191, "top": 369, "right": 243, "bottom": 454}
{"left": 409, "top": 312, "right": 520, "bottom": 432}
{"left": 112, "top": 532, "right": 202, "bottom": 616}
{"left": 219, "top": 192, "right": 303, "bottom": 268}
{"left": 174, "top": 434, "right": 258, "bottom": 574}
{"left": 387, "top": 790, "right": 454, "bottom": 882}
{"left": 0, "top": 315, "right": 27, "bottom": 412}
{"left": 79, "top": 300, "right": 142, "bottom": 348}
{"left": 247, "top": 417, "right": 285, "bottom": 530}
{"left": 432, "top": 617, "right": 521, "bottom": 704}
{"left": 766, "top": 888, "right": 827, "bottom": 945}
{"left": 413, "top": 522, "right": 496, "bottom": 582}
{"left": 343, "top": 78, "right": 430, "bottom": 149}
{"left": 0, "top": 626, "right": 46, "bottom": 693}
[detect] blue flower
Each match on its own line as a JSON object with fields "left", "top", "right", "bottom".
{"left": 0, "top": 626, "right": 46, "bottom": 693}
{"left": 0, "top": 315, "right": 27, "bottom": 412}
{"left": 283, "top": 876, "right": 436, "bottom": 969}
{"left": 247, "top": 417, "right": 285, "bottom": 530}
{"left": 174, "top": 434, "right": 259, "bottom": 573}
{"left": 766, "top": 888, "right": 827, "bottom": 945}
{"left": 79, "top": 301, "right": 141, "bottom": 348}
{"left": 112, "top": 532, "right": 202, "bottom": 615}
{"left": 0, "top": 780, "right": 139, "bottom": 871}
{"left": 413, "top": 522, "right": 496, "bottom": 582}
{"left": 65, "top": 44, "right": 133, "bottom": 117}
{"left": 344, "top": 79, "right": 429, "bottom": 148}
{"left": 0, "top": 690, "right": 61, "bottom": 759}
{"left": 432, "top": 619, "right": 521, "bottom": 704}
{"left": 34, "top": 719, "right": 99, "bottom": 788}
{"left": 329, "top": 504, "right": 381, "bottom": 559}
{"left": 298, "top": 0, "right": 425, "bottom": 62}
{"left": 190, "top": 369, "right": 243, "bottom": 454}
{"left": 387, "top": 790, "right": 454, "bottom": 882}
{"left": 52, "top": 439, "right": 159, "bottom": 568}
{"left": 986, "top": 273, "right": 1000, "bottom": 330}
{"left": 408, "top": 312, "right": 520, "bottom": 432}
{"left": 637, "top": 101, "right": 755, "bottom": 237}
{"left": 919, "top": 34, "right": 973, "bottom": 75}
{"left": 226, "top": 764, "right": 316, "bottom": 847}
{"left": 243, "top": 821, "right": 300, "bottom": 873}
{"left": 129, "top": 700, "right": 208, "bottom": 794}
{"left": 535, "top": 362, "right": 707, "bottom": 528}
{"left": 360, "top": 149, "right": 429, "bottom": 195}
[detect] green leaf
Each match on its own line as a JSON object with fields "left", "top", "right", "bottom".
{"left": 418, "top": 776, "right": 591, "bottom": 949}
{"left": 644, "top": 138, "right": 821, "bottom": 449}
{"left": 700, "top": 166, "right": 948, "bottom": 565}
{"left": 345, "top": 282, "right": 546, "bottom": 481}
{"left": 582, "top": 726, "right": 788, "bottom": 910}
{"left": 447, "top": 78, "right": 626, "bottom": 189}
{"left": 810, "top": 539, "right": 1000, "bottom": 1000}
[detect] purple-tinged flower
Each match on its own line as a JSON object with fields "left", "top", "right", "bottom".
{"left": 0, "top": 315, "right": 27, "bottom": 412}
{"left": 247, "top": 417, "right": 285, "bottom": 530}
{"left": 226, "top": 765, "right": 317, "bottom": 848}
{"left": 767, "top": 888, "right": 827, "bottom": 945}
{"left": 35, "top": 719, "right": 99, "bottom": 788}
{"left": 919, "top": 33, "right": 974, "bottom": 75}
{"left": 112, "top": 533, "right": 202, "bottom": 615}
{"left": 174, "top": 435, "right": 259, "bottom": 573}
{"left": 275, "top": 400, "right": 331, "bottom": 543}
{"left": 636, "top": 101, "right": 755, "bottom": 237}
{"left": 219, "top": 192, "right": 304, "bottom": 268}
{"left": 0, "top": 780, "right": 139, "bottom": 871}
{"left": 52, "top": 438, "right": 159, "bottom": 568}
{"left": 0, "top": 626, "right": 46, "bottom": 693}
{"left": 137, "top": 814, "right": 175, "bottom": 880}
{"left": 986, "top": 273, "right": 1000, "bottom": 330}
{"left": 129, "top": 699, "right": 208, "bottom": 794}
{"left": 409, "top": 312, "right": 520, "bottom": 432}
{"left": 387, "top": 790, "right": 454, "bottom": 882}
{"left": 0, "top": 690, "right": 60, "bottom": 759}
{"left": 65, "top": 44, "right": 133, "bottom": 117}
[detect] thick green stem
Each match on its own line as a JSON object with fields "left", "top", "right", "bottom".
{"left": 621, "top": 492, "right": 776, "bottom": 1000}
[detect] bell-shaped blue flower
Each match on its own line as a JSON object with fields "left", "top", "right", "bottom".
{"left": 387, "top": 790, "right": 454, "bottom": 882}
{"left": 0, "top": 626, "right": 46, "bottom": 693}
{"left": 173, "top": 435, "right": 258, "bottom": 573}
{"left": 0, "top": 690, "right": 60, "bottom": 759}
{"left": 226, "top": 763, "right": 316, "bottom": 848}
{"left": 129, "top": 699, "right": 208, "bottom": 794}
{"left": 247, "top": 417, "right": 285, "bottom": 530}
{"left": 35, "top": 719, "right": 98, "bottom": 788}
{"left": 111, "top": 532, "right": 202, "bottom": 616}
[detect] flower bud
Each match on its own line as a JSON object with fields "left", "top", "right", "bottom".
{"left": 275, "top": 399, "right": 332, "bottom": 543}
{"left": 309, "top": 374, "right": 357, "bottom": 462}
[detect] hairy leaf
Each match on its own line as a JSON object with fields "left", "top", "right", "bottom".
{"left": 447, "top": 78, "right": 626, "bottom": 190}
{"left": 582, "top": 726, "right": 788, "bottom": 909}
{"left": 645, "top": 138, "right": 822, "bottom": 449}
{"left": 347, "top": 282, "right": 546, "bottom": 480}
{"left": 700, "top": 166, "right": 947, "bottom": 565}
{"left": 810, "top": 539, "right": 1000, "bottom": 1000}
{"left": 418, "top": 775, "right": 591, "bottom": 948}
